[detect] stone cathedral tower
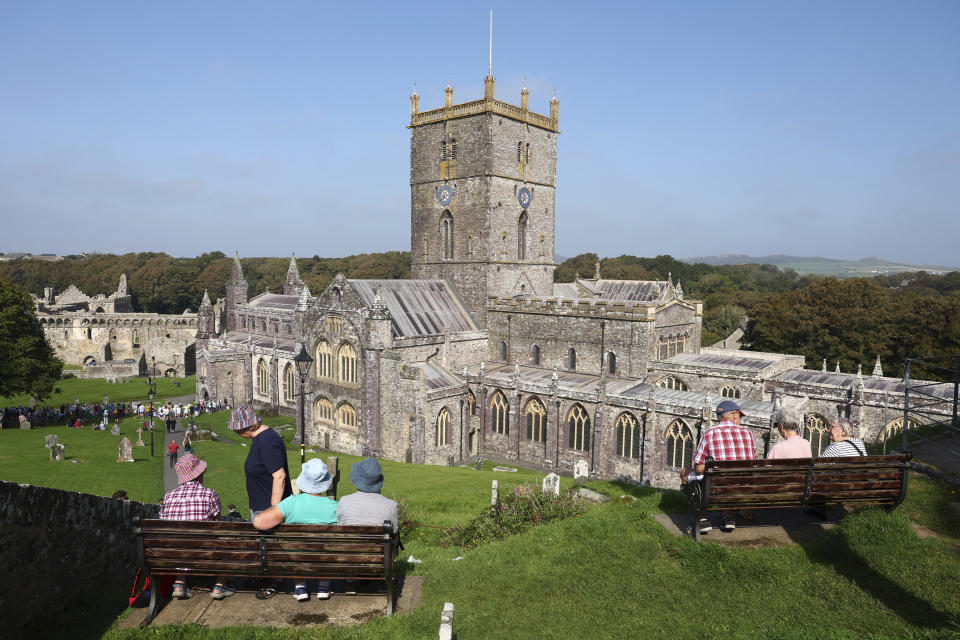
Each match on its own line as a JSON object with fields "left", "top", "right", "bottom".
{"left": 409, "top": 74, "right": 559, "bottom": 327}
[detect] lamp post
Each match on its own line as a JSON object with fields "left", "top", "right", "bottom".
{"left": 147, "top": 381, "right": 156, "bottom": 457}
{"left": 293, "top": 343, "right": 314, "bottom": 464}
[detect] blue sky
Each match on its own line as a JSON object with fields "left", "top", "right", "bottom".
{"left": 1, "top": 1, "right": 958, "bottom": 266}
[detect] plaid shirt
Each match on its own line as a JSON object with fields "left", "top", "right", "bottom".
{"left": 159, "top": 481, "right": 221, "bottom": 521}
{"left": 693, "top": 420, "right": 756, "bottom": 465}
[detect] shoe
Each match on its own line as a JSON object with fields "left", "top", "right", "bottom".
{"left": 211, "top": 585, "right": 235, "bottom": 600}
{"left": 255, "top": 585, "right": 279, "bottom": 600}
{"left": 294, "top": 586, "right": 310, "bottom": 602}
{"left": 698, "top": 518, "right": 712, "bottom": 534}
{"left": 172, "top": 583, "right": 194, "bottom": 599}
{"left": 316, "top": 589, "right": 331, "bottom": 600}
{"left": 722, "top": 517, "right": 736, "bottom": 531}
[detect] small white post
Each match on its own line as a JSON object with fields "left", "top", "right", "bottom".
{"left": 439, "top": 602, "right": 454, "bottom": 640}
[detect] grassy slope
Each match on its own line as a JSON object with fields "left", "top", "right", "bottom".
{"left": 0, "top": 375, "right": 196, "bottom": 407}
{"left": 3, "top": 412, "right": 958, "bottom": 639}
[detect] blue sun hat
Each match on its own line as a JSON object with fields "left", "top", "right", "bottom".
{"left": 350, "top": 457, "right": 384, "bottom": 493}
{"left": 296, "top": 458, "right": 332, "bottom": 494}
{"left": 715, "top": 400, "right": 742, "bottom": 418}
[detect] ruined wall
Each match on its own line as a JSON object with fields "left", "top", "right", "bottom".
{"left": 0, "top": 482, "right": 159, "bottom": 639}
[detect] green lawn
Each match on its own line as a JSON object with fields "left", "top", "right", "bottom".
{"left": 0, "top": 375, "right": 196, "bottom": 408}
{"left": 4, "top": 417, "right": 958, "bottom": 639}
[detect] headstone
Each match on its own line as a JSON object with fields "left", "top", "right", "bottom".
{"left": 111, "top": 424, "right": 121, "bottom": 436}
{"left": 542, "top": 472, "right": 560, "bottom": 496}
{"left": 492, "top": 466, "right": 518, "bottom": 472}
{"left": 574, "top": 459, "right": 589, "bottom": 483}
{"left": 20, "top": 420, "right": 31, "bottom": 430}
{"left": 439, "top": 602, "right": 455, "bottom": 640}
{"left": 491, "top": 480, "right": 499, "bottom": 510}
{"left": 50, "top": 444, "right": 65, "bottom": 461}
{"left": 135, "top": 426, "right": 145, "bottom": 447}
{"left": 473, "top": 459, "right": 482, "bottom": 471}
{"left": 117, "top": 437, "right": 134, "bottom": 462}
{"left": 45, "top": 434, "right": 59, "bottom": 449}
{"left": 574, "top": 487, "right": 609, "bottom": 504}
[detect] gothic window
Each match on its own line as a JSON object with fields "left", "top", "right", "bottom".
{"left": 608, "top": 352, "right": 617, "bottom": 375}
{"left": 133, "top": 330, "right": 140, "bottom": 348}
{"left": 261, "top": 321, "right": 266, "bottom": 331}
{"left": 200, "top": 362, "right": 207, "bottom": 378}
{"left": 531, "top": 344, "right": 541, "bottom": 366}
{"left": 489, "top": 390, "right": 510, "bottom": 435}
{"left": 325, "top": 316, "right": 343, "bottom": 333}
{"left": 242, "top": 318, "right": 247, "bottom": 329}
{"left": 315, "top": 397, "right": 333, "bottom": 423}
{"left": 524, "top": 397, "right": 546, "bottom": 443}
{"left": 468, "top": 390, "right": 478, "bottom": 416}
{"left": 257, "top": 359, "right": 268, "bottom": 396}
{"left": 517, "top": 211, "right": 528, "bottom": 259}
{"left": 440, "top": 140, "right": 447, "bottom": 162}
{"left": 801, "top": 413, "right": 830, "bottom": 456}
{"left": 451, "top": 140, "right": 457, "bottom": 160}
{"left": 315, "top": 339, "right": 333, "bottom": 379}
{"left": 86, "top": 328, "right": 92, "bottom": 339}
{"left": 441, "top": 210, "right": 454, "bottom": 260}
{"left": 517, "top": 141, "right": 523, "bottom": 162}
{"left": 525, "top": 142, "right": 530, "bottom": 163}
{"left": 436, "top": 408, "right": 450, "bottom": 447}
{"left": 721, "top": 386, "right": 741, "bottom": 399}
{"left": 273, "top": 323, "right": 279, "bottom": 334}
{"left": 665, "top": 419, "right": 694, "bottom": 468}
{"left": 338, "top": 343, "right": 357, "bottom": 384}
{"left": 880, "top": 417, "right": 919, "bottom": 443}
{"left": 657, "top": 336, "right": 667, "bottom": 360}
{"left": 567, "top": 404, "right": 590, "bottom": 452}
{"left": 657, "top": 376, "right": 688, "bottom": 391}
{"left": 283, "top": 364, "right": 295, "bottom": 402}
{"left": 338, "top": 403, "right": 357, "bottom": 429}
{"left": 568, "top": 348, "right": 577, "bottom": 371}
{"left": 499, "top": 340, "right": 508, "bottom": 361}
{"left": 616, "top": 412, "right": 641, "bottom": 459}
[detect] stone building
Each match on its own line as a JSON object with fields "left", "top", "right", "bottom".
{"left": 196, "top": 73, "right": 955, "bottom": 488}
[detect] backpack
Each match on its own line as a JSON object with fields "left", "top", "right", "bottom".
{"left": 128, "top": 568, "right": 150, "bottom": 607}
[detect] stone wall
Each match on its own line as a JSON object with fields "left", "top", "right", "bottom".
{"left": 0, "top": 481, "right": 159, "bottom": 638}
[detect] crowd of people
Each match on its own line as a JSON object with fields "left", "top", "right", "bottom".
{"left": 0, "top": 396, "right": 229, "bottom": 430}
{"left": 158, "top": 404, "right": 398, "bottom": 603}
{"left": 681, "top": 400, "right": 868, "bottom": 534}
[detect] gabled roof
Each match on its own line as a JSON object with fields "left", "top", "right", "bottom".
{"left": 407, "top": 360, "right": 463, "bottom": 390}
{"left": 247, "top": 294, "right": 299, "bottom": 311}
{"left": 349, "top": 279, "right": 478, "bottom": 338}
{"left": 587, "top": 279, "right": 668, "bottom": 302}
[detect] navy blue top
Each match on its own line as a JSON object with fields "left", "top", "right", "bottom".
{"left": 244, "top": 427, "right": 292, "bottom": 512}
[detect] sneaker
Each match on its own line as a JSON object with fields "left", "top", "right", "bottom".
{"left": 316, "top": 589, "right": 331, "bottom": 600}
{"left": 211, "top": 585, "right": 235, "bottom": 600}
{"left": 698, "top": 518, "right": 712, "bottom": 534}
{"left": 172, "top": 583, "right": 194, "bottom": 599}
{"left": 722, "top": 517, "right": 736, "bottom": 531}
{"left": 294, "top": 586, "right": 310, "bottom": 602}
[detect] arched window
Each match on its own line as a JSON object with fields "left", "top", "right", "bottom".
{"left": 133, "top": 330, "right": 140, "bottom": 347}
{"left": 451, "top": 140, "right": 457, "bottom": 160}
{"left": 524, "top": 397, "right": 546, "bottom": 443}
{"left": 567, "top": 404, "right": 590, "bottom": 451}
{"left": 517, "top": 211, "right": 528, "bottom": 259}
{"left": 665, "top": 420, "right": 694, "bottom": 468}
{"left": 200, "top": 362, "right": 207, "bottom": 378}
{"left": 517, "top": 141, "right": 523, "bottom": 162}
{"left": 616, "top": 412, "right": 641, "bottom": 459}
{"left": 531, "top": 344, "right": 541, "bottom": 366}
{"left": 525, "top": 142, "right": 530, "bottom": 163}
{"left": 657, "top": 376, "right": 688, "bottom": 391}
{"left": 283, "top": 364, "right": 295, "bottom": 402}
{"left": 324, "top": 316, "right": 343, "bottom": 333}
{"left": 316, "top": 340, "right": 333, "bottom": 379}
{"left": 499, "top": 340, "right": 508, "bottom": 362}
{"left": 440, "top": 140, "right": 447, "bottom": 161}
{"left": 436, "top": 408, "right": 450, "bottom": 447}
{"left": 338, "top": 343, "right": 357, "bottom": 384}
{"left": 608, "top": 352, "right": 617, "bottom": 375}
{"left": 257, "top": 359, "right": 268, "bottom": 395}
{"left": 338, "top": 403, "right": 357, "bottom": 429}
{"left": 441, "top": 210, "right": 454, "bottom": 260}
{"left": 489, "top": 391, "right": 510, "bottom": 435}
{"left": 568, "top": 348, "right": 577, "bottom": 371}
{"left": 315, "top": 397, "right": 334, "bottom": 423}
{"left": 880, "top": 417, "right": 919, "bottom": 443}
{"left": 468, "top": 391, "right": 478, "bottom": 416}
{"left": 801, "top": 413, "right": 830, "bottom": 456}
{"left": 721, "top": 386, "right": 741, "bottom": 399}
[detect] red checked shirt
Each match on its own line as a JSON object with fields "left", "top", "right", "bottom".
{"left": 693, "top": 420, "right": 756, "bottom": 465}
{"left": 159, "top": 481, "right": 221, "bottom": 521}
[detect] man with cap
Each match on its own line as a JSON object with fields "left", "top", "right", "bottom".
{"left": 680, "top": 399, "right": 757, "bottom": 532}
{"left": 253, "top": 458, "right": 338, "bottom": 601}
{"left": 159, "top": 453, "right": 235, "bottom": 600}
{"left": 337, "top": 457, "right": 398, "bottom": 533}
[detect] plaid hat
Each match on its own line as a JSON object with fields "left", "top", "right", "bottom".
{"left": 228, "top": 405, "right": 260, "bottom": 431}
{"left": 716, "top": 400, "right": 742, "bottom": 417}
{"left": 296, "top": 458, "right": 333, "bottom": 494}
{"left": 175, "top": 453, "right": 207, "bottom": 484}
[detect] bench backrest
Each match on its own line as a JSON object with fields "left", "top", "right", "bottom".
{"left": 137, "top": 519, "right": 396, "bottom": 581}
{"left": 697, "top": 454, "right": 911, "bottom": 512}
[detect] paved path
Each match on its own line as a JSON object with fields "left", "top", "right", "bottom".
{"left": 160, "top": 396, "right": 199, "bottom": 493}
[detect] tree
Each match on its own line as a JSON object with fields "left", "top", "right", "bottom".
{"left": 0, "top": 278, "right": 62, "bottom": 400}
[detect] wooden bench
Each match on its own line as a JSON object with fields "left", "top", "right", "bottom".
{"left": 682, "top": 453, "right": 912, "bottom": 541}
{"left": 136, "top": 518, "right": 399, "bottom": 624}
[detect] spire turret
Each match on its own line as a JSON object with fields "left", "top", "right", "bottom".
{"left": 873, "top": 356, "right": 883, "bottom": 377}
{"left": 284, "top": 253, "right": 305, "bottom": 296}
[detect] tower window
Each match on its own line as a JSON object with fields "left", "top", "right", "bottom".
{"left": 525, "top": 142, "right": 530, "bottom": 163}
{"left": 440, "top": 140, "right": 447, "bottom": 162}
{"left": 531, "top": 344, "right": 541, "bottom": 366}
{"left": 608, "top": 352, "right": 617, "bottom": 375}
{"left": 517, "top": 141, "right": 523, "bottom": 162}
{"left": 517, "top": 211, "right": 528, "bottom": 260}
{"left": 499, "top": 340, "right": 508, "bottom": 361}
{"left": 441, "top": 210, "right": 454, "bottom": 260}
{"left": 568, "top": 348, "right": 577, "bottom": 371}
{"left": 451, "top": 140, "right": 457, "bottom": 160}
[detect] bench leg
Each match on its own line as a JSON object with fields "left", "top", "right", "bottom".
{"left": 386, "top": 578, "right": 395, "bottom": 617}
{"left": 693, "top": 513, "right": 701, "bottom": 542}
{"left": 141, "top": 573, "right": 160, "bottom": 627}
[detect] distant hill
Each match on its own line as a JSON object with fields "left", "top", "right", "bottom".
{"left": 679, "top": 254, "right": 959, "bottom": 277}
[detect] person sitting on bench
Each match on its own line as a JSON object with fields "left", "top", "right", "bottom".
{"left": 820, "top": 418, "right": 866, "bottom": 457}
{"left": 767, "top": 405, "right": 812, "bottom": 459}
{"left": 337, "top": 458, "right": 398, "bottom": 533}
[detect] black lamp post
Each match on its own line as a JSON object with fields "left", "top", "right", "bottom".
{"left": 293, "top": 343, "right": 314, "bottom": 464}
{"left": 147, "top": 383, "right": 156, "bottom": 457}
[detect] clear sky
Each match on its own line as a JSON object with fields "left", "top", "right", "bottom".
{"left": 1, "top": 1, "right": 958, "bottom": 266}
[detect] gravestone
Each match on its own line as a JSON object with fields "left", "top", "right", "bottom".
{"left": 111, "top": 424, "right": 121, "bottom": 436}
{"left": 439, "top": 602, "right": 455, "bottom": 640}
{"left": 135, "top": 426, "right": 145, "bottom": 447}
{"left": 20, "top": 420, "right": 31, "bottom": 430}
{"left": 50, "top": 444, "right": 65, "bottom": 461}
{"left": 117, "top": 437, "right": 134, "bottom": 462}
{"left": 574, "top": 459, "right": 589, "bottom": 483}
{"left": 45, "top": 434, "right": 59, "bottom": 449}
{"left": 542, "top": 472, "right": 560, "bottom": 496}
{"left": 492, "top": 466, "right": 518, "bottom": 472}
{"left": 491, "top": 480, "right": 499, "bottom": 510}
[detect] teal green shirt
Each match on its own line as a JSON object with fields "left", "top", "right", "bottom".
{"left": 278, "top": 493, "right": 338, "bottom": 524}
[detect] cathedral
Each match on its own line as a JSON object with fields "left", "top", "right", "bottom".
{"left": 196, "top": 74, "right": 954, "bottom": 488}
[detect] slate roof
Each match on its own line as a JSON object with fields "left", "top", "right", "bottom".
{"left": 667, "top": 352, "right": 779, "bottom": 372}
{"left": 349, "top": 279, "right": 478, "bottom": 338}
{"left": 222, "top": 332, "right": 297, "bottom": 353}
{"left": 407, "top": 361, "right": 463, "bottom": 390}
{"left": 586, "top": 279, "right": 667, "bottom": 302}
{"left": 247, "top": 294, "right": 300, "bottom": 311}
{"left": 552, "top": 283, "right": 578, "bottom": 298}
{"left": 775, "top": 369, "right": 956, "bottom": 400}
{"left": 469, "top": 362, "right": 648, "bottom": 397}
{"left": 616, "top": 381, "right": 773, "bottom": 415}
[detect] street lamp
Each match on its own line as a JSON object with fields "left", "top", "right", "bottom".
{"left": 147, "top": 383, "right": 156, "bottom": 457}
{"left": 293, "top": 343, "right": 314, "bottom": 464}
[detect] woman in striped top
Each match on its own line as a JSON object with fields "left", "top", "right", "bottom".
{"left": 820, "top": 418, "right": 867, "bottom": 457}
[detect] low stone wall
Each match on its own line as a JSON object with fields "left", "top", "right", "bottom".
{"left": 0, "top": 481, "right": 159, "bottom": 638}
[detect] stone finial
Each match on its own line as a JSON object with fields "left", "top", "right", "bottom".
{"left": 873, "top": 355, "right": 883, "bottom": 377}
{"left": 593, "top": 261, "right": 601, "bottom": 280}
{"left": 514, "top": 361, "right": 520, "bottom": 379}
{"left": 835, "top": 361, "right": 841, "bottom": 373}
{"left": 371, "top": 285, "right": 390, "bottom": 319}
{"left": 229, "top": 251, "right": 246, "bottom": 283}
{"left": 201, "top": 289, "right": 212, "bottom": 308}
{"left": 410, "top": 85, "right": 419, "bottom": 116}
{"left": 479, "top": 361, "right": 485, "bottom": 377}
{"left": 574, "top": 271, "right": 580, "bottom": 281}
{"left": 550, "top": 91, "right": 559, "bottom": 123}
{"left": 444, "top": 83, "right": 454, "bottom": 107}
{"left": 674, "top": 280, "right": 683, "bottom": 299}
{"left": 857, "top": 363, "right": 863, "bottom": 378}
{"left": 667, "top": 271, "right": 673, "bottom": 285}
{"left": 296, "top": 284, "right": 312, "bottom": 311}
{"left": 484, "top": 74, "right": 495, "bottom": 100}
{"left": 520, "top": 84, "right": 529, "bottom": 111}
{"left": 117, "top": 273, "right": 128, "bottom": 296}
{"left": 822, "top": 358, "right": 827, "bottom": 372}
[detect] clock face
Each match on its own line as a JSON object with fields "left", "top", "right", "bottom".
{"left": 517, "top": 187, "right": 532, "bottom": 209}
{"left": 437, "top": 184, "right": 454, "bottom": 206}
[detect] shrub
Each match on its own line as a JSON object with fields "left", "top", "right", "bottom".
{"left": 443, "top": 484, "right": 585, "bottom": 548}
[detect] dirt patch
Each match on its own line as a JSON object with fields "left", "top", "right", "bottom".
{"left": 287, "top": 613, "right": 329, "bottom": 625}
{"left": 911, "top": 523, "right": 942, "bottom": 539}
